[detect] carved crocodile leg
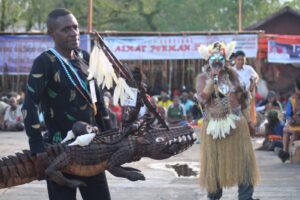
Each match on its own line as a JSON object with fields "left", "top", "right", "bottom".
{"left": 107, "top": 150, "right": 145, "bottom": 181}
{"left": 45, "top": 152, "right": 86, "bottom": 189}
{"left": 119, "top": 166, "right": 141, "bottom": 172}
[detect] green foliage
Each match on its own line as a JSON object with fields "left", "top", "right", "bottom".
{"left": 0, "top": 0, "right": 299, "bottom": 32}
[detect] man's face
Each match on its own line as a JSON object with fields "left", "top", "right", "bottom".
{"left": 50, "top": 14, "right": 79, "bottom": 52}
{"left": 8, "top": 97, "right": 17, "bottom": 109}
{"left": 173, "top": 97, "right": 180, "bottom": 106}
{"left": 182, "top": 92, "right": 188, "bottom": 101}
{"left": 235, "top": 55, "right": 245, "bottom": 69}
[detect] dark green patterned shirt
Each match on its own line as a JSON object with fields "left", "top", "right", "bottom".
{"left": 22, "top": 50, "right": 110, "bottom": 154}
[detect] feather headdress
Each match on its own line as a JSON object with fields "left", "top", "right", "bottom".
{"left": 88, "top": 44, "right": 134, "bottom": 105}
{"left": 197, "top": 41, "right": 236, "bottom": 60}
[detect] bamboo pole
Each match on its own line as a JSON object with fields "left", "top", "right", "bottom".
{"left": 88, "top": 0, "right": 93, "bottom": 33}
{"left": 238, "top": 0, "right": 243, "bottom": 31}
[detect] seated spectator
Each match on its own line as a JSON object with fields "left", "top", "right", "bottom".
{"left": 181, "top": 91, "right": 194, "bottom": 119}
{"left": 148, "top": 96, "right": 166, "bottom": 126}
{"left": 104, "top": 92, "right": 122, "bottom": 128}
{"left": 257, "top": 111, "right": 284, "bottom": 151}
{"left": 0, "top": 99, "right": 8, "bottom": 129}
{"left": 158, "top": 91, "right": 173, "bottom": 110}
{"left": 278, "top": 79, "right": 300, "bottom": 162}
{"left": 190, "top": 94, "right": 203, "bottom": 125}
{"left": 3, "top": 96, "right": 24, "bottom": 131}
{"left": 264, "top": 91, "right": 283, "bottom": 112}
{"left": 167, "top": 96, "right": 187, "bottom": 127}
{"left": 103, "top": 95, "right": 118, "bottom": 129}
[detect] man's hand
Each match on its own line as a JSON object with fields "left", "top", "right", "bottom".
{"left": 35, "top": 152, "right": 48, "bottom": 180}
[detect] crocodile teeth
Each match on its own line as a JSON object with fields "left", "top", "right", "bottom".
{"left": 178, "top": 137, "right": 182, "bottom": 142}
{"left": 182, "top": 136, "right": 187, "bottom": 141}
{"left": 173, "top": 138, "right": 177, "bottom": 142}
{"left": 168, "top": 140, "right": 173, "bottom": 145}
{"left": 156, "top": 137, "right": 165, "bottom": 143}
{"left": 192, "top": 133, "right": 197, "bottom": 140}
{"left": 187, "top": 135, "right": 192, "bottom": 140}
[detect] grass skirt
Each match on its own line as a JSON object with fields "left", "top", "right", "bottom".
{"left": 199, "top": 115, "right": 260, "bottom": 193}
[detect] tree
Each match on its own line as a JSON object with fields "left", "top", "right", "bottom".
{"left": 0, "top": 0, "right": 24, "bottom": 31}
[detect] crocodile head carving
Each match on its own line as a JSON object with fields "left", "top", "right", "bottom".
{"left": 138, "top": 125, "right": 196, "bottom": 160}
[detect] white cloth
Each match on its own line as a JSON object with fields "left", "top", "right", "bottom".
{"left": 233, "top": 64, "right": 259, "bottom": 90}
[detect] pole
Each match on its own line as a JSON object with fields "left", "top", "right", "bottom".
{"left": 238, "top": 0, "right": 242, "bottom": 32}
{"left": 88, "top": 0, "right": 93, "bottom": 32}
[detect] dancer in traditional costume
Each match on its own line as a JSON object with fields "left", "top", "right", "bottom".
{"left": 196, "top": 42, "right": 259, "bottom": 200}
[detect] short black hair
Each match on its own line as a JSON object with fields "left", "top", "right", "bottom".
{"left": 229, "top": 52, "right": 236, "bottom": 60}
{"left": 235, "top": 50, "right": 246, "bottom": 57}
{"left": 47, "top": 8, "right": 72, "bottom": 32}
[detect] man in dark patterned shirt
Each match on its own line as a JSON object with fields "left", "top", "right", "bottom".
{"left": 22, "top": 8, "right": 111, "bottom": 200}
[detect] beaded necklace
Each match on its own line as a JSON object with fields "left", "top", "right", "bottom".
{"left": 49, "top": 48, "right": 94, "bottom": 109}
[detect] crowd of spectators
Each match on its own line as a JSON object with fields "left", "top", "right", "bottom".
{"left": 255, "top": 79, "right": 300, "bottom": 163}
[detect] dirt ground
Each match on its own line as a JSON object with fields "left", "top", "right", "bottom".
{"left": 0, "top": 131, "right": 300, "bottom": 200}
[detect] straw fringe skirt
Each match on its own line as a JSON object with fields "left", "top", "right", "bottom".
{"left": 199, "top": 116, "right": 260, "bottom": 193}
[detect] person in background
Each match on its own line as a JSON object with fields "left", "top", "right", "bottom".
{"left": 158, "top": 91, "right": 173, "bottom": 110}
{"left": 104, "top": 91, "right": 122, "bottom": 128}
{"left": 190, "top": 94, "right": 203, "bottom": 124}
{"left": 3, "top": 96, "right": 24, "bottom": 131}
{"left": 181, "top": 91, "right": 194, "bottom": 119}
{"left": 150, "top": 96, "right": 166, "bottom": 119}
{"left": 263, "top": 91, "right": 283, "bottom": 113}
{"left": 278, "top": 79, "right": 300, "bottom": 163}
{"left": 234, "top": 50, "right": 259, "bottom": 136}
{"left": 166, "top": 95, "right": 187, "bottom": 127}
{"left": 0, "top": 98, "right": 8, "bottom": 129}
{"left": 103, "top": 95, "right": 118, "bottom": 129}
{"left": 257, "top": 110, "right": 284, "bottom": 151}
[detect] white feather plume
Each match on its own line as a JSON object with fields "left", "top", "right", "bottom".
{"left": 225, "top": 41, "right": 237, "bottom": 60}
{"left": 113, "top": 77, "right": 135, "bottom": 106}
{"left": 88, "top": 45, "right": 118, "bottom": 90}
{"left": 68, "top": 133, "right": 96, "bottom": 147}
{"left": 206, "top": 114, "right": 240, "bottom": 139}
{"left": 197, "top": 44, "right": 211, "bottom": 60}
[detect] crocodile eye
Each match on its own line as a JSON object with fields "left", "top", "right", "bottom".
{"left": 86, "top": 126, "right": 92, "bottom": 133}
{"left": 155, "top": 137, "right": 165, "bottom": 143}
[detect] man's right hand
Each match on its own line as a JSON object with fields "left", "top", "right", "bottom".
{"left": 35, "top": 152, "right": 48, "bottom": 180}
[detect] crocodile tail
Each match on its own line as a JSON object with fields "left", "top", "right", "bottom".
{"left": 0, "top": 150, "right": 37, "bottom": 188}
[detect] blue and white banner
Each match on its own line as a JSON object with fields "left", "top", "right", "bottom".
{"left": 268, "top": 40, "right": 300, "bottom": 63}
{"left": 0, "top": 34, "right": 90, "bottom": 74}
{"left": 104, "top": 34, "right": 258, "bottom": 60}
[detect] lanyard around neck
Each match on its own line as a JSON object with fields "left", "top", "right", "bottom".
{"left": 50, "top": 48, "right": 94, "bottom": 108}
{"left": 50, "top": 48, "right": 90, "bottom": 95}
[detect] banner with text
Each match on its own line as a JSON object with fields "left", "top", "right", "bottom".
{"left": 268, "top": 40, "right": 300, "bottom": 63}
{"left": 104, "top": 34, "right": 258, "bottom": 60}
{"left": 0, "top": 34, "right": 90, "bottom": 74}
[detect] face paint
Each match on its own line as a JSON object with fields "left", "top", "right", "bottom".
{"left": 208, "top": 53, "right": 225, "bottom": 70}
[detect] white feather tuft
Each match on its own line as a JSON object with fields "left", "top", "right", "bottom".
{"left": 113, "top": 77, "right": 135, "bottom": 106}
{"left": 225, "top": 41, "right": 237, "bottom": 60}
{"left": 198, "top": 44, "right": 211, "bottom": 60}
{"left": 88, "top": 44, "right": 118, "bottom": 90}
